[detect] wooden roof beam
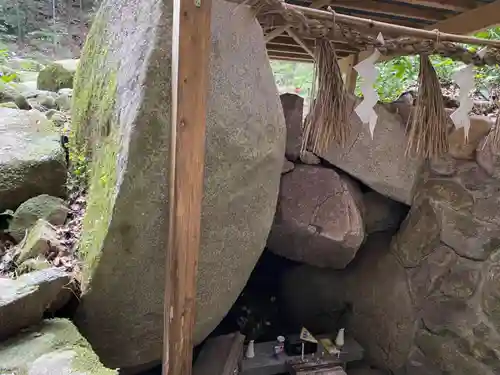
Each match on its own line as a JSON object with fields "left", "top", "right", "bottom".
{"left": 267, "top": 40, "right": 358, "bottom": 54}
{"left": 268, "top": 54, "right": 315, "bottom": 62}
{"left": 310, "top": 0, "right": 447, "bottom": 21}
{"left": 388, "top": 0, "right": 476, "bottom": 12}
{"left": 425, "top": 0, "right": 500, "bottom": 34}
{"left": 339, "top": 0, "right": 500, "bottom": 65}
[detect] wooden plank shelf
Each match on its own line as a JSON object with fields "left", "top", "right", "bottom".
{"left": 241, "top": 334, "right": 363, "bottom": 375}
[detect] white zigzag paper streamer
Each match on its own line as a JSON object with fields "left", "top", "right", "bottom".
{"left": 354, "top": 33, "right": 384, "bottom": 138}
{"left": 450, "top": 48, "right": 486, "bottom": 140}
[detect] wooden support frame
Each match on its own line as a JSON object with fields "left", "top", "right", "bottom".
{"left": 338, "top": 0, "right": 500, "bottom": 69}
{"left": 311, "top": 0, "right": 446, "bottom": 22}
{"left": 425, "top": 0, "right": 500, "bottom": 34}
{"left": 163, "top": 0, "right": 212, "bottom": 373}
{"left": 339, "top": 53, "right": 359, "bottom": 94}
{"left": 389, "top": 0, "right": 475, "bottom": 12}
{"left": 286, "top": 27, "right": 316, "bottom": 59}
{"left": 265, "top": 25, "right": 288, "bottom": 42}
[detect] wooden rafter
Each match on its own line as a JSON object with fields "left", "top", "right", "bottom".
{"left": 268, "top": 53, "right": 317, "bottom": 62}
{"left": 286, "top": 27, "right": 316, "bottom": 58}
{"left": 310, "top": 0, "right": 447, "bottom": 22}
{"left": 324, "top": 11, "right": 424, "bottom": 28}
{"left": 425, "top": 0, "right": 500, "bottom": 34}
{"left": 389, "top": 0, "right": 476, "bottom": 12}
{"left": 338, "top": 0, "right": 500, "bottom": 65}
{"left": 269, "top": 35, "right": 358, "bottom": 53}
{"left": 265, "top": 25, "right": 288, "bottom": 42}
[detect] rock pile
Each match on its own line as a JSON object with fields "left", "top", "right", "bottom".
{"left": 278, "top": 98, "right": 500, "bottom": 375}
{"left": 268, "top": 93, "right": 409, "bottom": 270}
{"left": 0, "top": 56, "right": 113, "bottom": 374}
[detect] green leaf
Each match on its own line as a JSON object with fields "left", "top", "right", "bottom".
{"left": 0, "top": 73, "right": 16, "bottom": 83}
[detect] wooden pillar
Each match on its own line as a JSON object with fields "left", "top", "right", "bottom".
{"left": 339, "top": 53, "right": 359, "bottom": 95}
{"left": 163, "top": 0, "right": 212, "bottom": 372}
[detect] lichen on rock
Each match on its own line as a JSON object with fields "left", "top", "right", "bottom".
{"left": 0, "top": 319, "right": 116, "bottom": 375}
{"left": 70, "top": 10, "right": 120, "bottom": 283}
{"left": 37, "top": 63, "right": 75, "bottom": 92}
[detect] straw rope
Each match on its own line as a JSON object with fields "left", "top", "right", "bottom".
{"left": 252, "top": 0, "right": 500, "bottom": 65}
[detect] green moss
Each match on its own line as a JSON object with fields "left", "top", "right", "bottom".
{"left": 71, "top": 13, "right": 116, "bottom": 152}
{"left": 0, "top": 319, "right": 116, "bottom": 374}
{"left": 72, "top": 346, "right": 117, "bottom": 374}
{"left": 69, "top": 10, "right": 121, "bottom": 285}
{"left": 78, "top": 135, "right": 119, "bottom": 282}
{"left": 37, "top": 63, "right": 75, "bottom": 92}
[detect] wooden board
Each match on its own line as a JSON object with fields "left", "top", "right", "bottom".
{"left": 162, "top": 0, "right": 212, "bottom": 373}
{"left": 193, "top": 333, "right": 246, "bottom": 375}
{"left": 241, "top": 335, "right": 363, "bottom": 375}
{"left": 288, "top": 361, "right": 347, "bottom": 375}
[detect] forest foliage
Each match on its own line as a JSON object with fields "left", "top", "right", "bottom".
{"left": 272, "top": 27, "right": 500, "bottom": 103}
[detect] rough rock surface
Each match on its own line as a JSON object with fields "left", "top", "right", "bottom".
{"left": 477, "top": 131, "right": 500, "bottom": 179}
{"left": 282, "top": 158, "right": 295, "bottom": 174}
{"left": 300, "top": 150, "right": 321, "bottom": 165}
{"left": 0, "top": 268, "right": 70, "bottom": 339}
{"left": 448, "top": 116, "right": 492, "bottom": 160}
{"left": 282, "top": 160, "right": 500, "bottom": 375}
{"left": 268, "top": 165, "right": 365, "bottom": 269}
{"left": 362, "top": 191, "right": 408, "bottom": 234}
{"left": 9, "top": 194, "right": 68, "bottom": 242}
{"left": 280, "top": 264, "right": 348, "bottom": 335}
{"left": 317, "top": 96, "right": 423, "bottom": 204}
{"left": 0, "top": 108, "right": 67, "bottom": 212}
{"left": 16, "top": 219, "right": 61, "bottom": 263}
{"left": 281, "top": 93, "right": 304, "bottom": 161}
{"left": 0, "top": 319, "right": 116, "bottom": 375}
{"left": 72, "top": 0, "right": 285, "bottom": 369}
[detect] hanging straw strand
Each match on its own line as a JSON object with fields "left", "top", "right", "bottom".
{"left": 406, "top": 54, "right": 449, "bottom": 158}
{"left": 302, "top": 38, "right": 349, "bottom": 154}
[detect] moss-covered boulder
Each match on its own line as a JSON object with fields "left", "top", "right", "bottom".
{"left": 37, "top": 62, "right": 76, "bottom": 92}
{"left": 0, "top": 268, "right": 70, "bottom": 340}
{"left": 9, "top": 195, "right": 68, "bottom": 242}
{"left": 0, "top": 108, "right": 67, "bottom": 211}
{"left": 0, "top": 319, "right": 117, "bottom": 375}
{"left": 72, "top": 0, "right": 285, "bottom": 369}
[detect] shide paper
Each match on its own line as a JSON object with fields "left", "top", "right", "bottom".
{"left": 354, "top": 33, "right": 384, "bottom": 138}
{"left": 450, "top": 48, "right": 486, "bottom": 140}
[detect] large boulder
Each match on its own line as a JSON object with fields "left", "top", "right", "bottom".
{"left": 448, "top": 116, "right": 492, "bottom": 160}
{"left": 317, "top": 96, "right": 423, "bottom": 204}
{"left": 281, "top": 93, "right": 304, "bottom": 161}
{"left": 72, "top": 0, "right": 285, "bottom": 369}
{"left": 0, "top": 108, "right": 67, "bottom": 211}
{"left": 37, "top": 62, "right": 77, "bottom": 92}
{"left": 8, "top": 194, "right": 68, "bottom": 242}
{"left": 0, "top": 319, "right": 116, "bottom": 375}
{"left": 267, "top": 165, "right": 365, "bottom": 269}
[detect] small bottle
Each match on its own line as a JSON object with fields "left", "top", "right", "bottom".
{"left": 277, "top": 335, "right": 285, "bottom": 353}
{"left": 246, "top": 340, "right": 255, "bottom": 359}
{"left": 335, "top": 328, "right": 345, "bottom": 349}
